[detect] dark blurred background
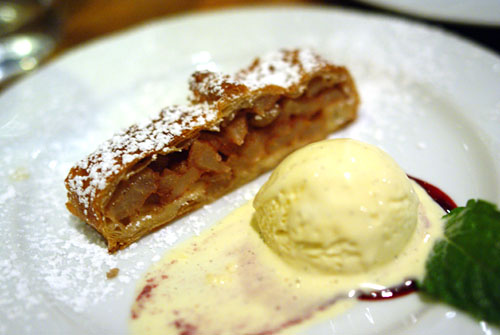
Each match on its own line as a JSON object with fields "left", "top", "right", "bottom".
{"left": 1, "top": 0, "right": 498, "bottom": 91}
{"left": 57, "top": 0, "right": 499, "bottom": 54}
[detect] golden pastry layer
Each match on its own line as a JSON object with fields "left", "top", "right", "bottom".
{"left": 65, "top": 49, "right": 360, "bottom": 252}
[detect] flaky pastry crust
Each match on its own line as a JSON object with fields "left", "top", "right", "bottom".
{"left": 65, "top": 49, "right": 360, "bottom": 252}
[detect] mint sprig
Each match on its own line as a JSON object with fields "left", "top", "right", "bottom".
{"left": 420, "top": 199, "right": 500, "bottom": 325}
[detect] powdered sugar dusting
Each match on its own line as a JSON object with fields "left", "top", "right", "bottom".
{"left": 237, "top": 49, "right": 323, "bottom": 89}
{"left": 67, "top": 104, "right": 218, "bottom": 215}
{"left": 189, "top": 49, "right": 325, "bottom": 103}
{"left": 0, "top": 138, "right": 262, "bottom": 333}
{"left": 189, "top": 72, "right": 239, "bottom": 99}
{"left": 0, "top": 49, "right": 280, "bottom": 330}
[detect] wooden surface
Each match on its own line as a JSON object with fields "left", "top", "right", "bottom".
{"left": 56, "top": 0, "right": 318, "bottom": 54}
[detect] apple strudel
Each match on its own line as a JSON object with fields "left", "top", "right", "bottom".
{"left": 65, "top": 49, "right": 360, "bottom": 252}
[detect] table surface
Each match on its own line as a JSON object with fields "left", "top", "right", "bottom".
{"left": 2, "top": 0, "right": 499, "bottom": 91}
{"left": 57, "top": 0, "right": 500, "bottom": 53}
{"left": 56, "top": 0, "right": 314, "bottom": 53}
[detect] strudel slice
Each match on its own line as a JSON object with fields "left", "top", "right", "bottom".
{"left": 65, "top": 49, "right": 360, "bottom": 252}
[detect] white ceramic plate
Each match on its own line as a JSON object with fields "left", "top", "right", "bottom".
{"left": 357, "top": 0, "right": 500, "bottom": 26}
{"left": 1, "top": 6, "right": 499, "bottom": 335}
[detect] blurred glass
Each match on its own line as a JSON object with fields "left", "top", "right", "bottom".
{"left": 0, "top": 0, "right": 62, "bottom": 85}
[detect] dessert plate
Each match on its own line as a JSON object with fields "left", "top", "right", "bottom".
{"left": 357, "top": 0, "right": 500, "bottom": 26}
{"left": 1, "top": 6, "right": 499, "bottom": 335}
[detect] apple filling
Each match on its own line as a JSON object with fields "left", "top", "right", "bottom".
{"left": 104, "top": 78, "right": 350, "bottom": 229}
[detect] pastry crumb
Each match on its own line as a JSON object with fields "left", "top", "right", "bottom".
{"left": 9, "top": 167, "right": 30, "bottom": 181}
{"left": 106, "top": 268, "right": 119, "bottom": 279}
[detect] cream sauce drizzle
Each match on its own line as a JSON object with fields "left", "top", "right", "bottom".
{"left": 130, "top": 181, "right": 444, "bottom": 335}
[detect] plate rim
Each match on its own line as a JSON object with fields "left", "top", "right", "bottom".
{"left": 1, "top": 5, "right": 500, "bottom": 335}
{"left": 356, "top": 0, "right": 500, "bottom": 26}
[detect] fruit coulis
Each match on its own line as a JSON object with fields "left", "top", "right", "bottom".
{"left": 359, "top": 176, "right": 456, "bottom": 301}
{"left": 410, "top": 176, "right": 457, "bottom": 213}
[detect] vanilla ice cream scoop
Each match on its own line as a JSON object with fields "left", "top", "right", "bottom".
{"left": 253, "top": 139, "right": 419, "bottom": 274}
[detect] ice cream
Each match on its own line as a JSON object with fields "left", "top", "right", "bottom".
{"left": 130, "top": 139, "right": 446, "bottom": 335}
{"left": 253, "top": 139, "right": 419, "bottom": 274}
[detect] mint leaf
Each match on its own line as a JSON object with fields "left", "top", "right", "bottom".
{"left": 420, "top": 199, "right": 500, "bottom": 325}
